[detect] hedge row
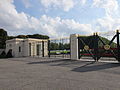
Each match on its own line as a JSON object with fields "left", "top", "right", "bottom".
{"left": 0, "top": 50, "right": 13, "bottom": 58}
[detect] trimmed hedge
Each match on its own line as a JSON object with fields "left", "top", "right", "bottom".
{"left": 6, "top": 50, "right": 13, "bottom": 58}
{"left": 0, "top": 51, "right": 6, "bottom": 58}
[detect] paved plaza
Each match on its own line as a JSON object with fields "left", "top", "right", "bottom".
{"left": 0, "top": 57, "right": 120, "bottom": 90}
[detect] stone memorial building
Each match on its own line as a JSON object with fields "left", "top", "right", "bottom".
{"left": 6, "top": 38, "right": 48, "bottom": 57}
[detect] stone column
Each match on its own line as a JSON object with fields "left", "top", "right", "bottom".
{"left": 70, "top": 34, "right": 79, "bottom": 60}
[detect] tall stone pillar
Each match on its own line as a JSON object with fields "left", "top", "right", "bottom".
{"left": 70, "top": 34, "right": 79, "bottom": 60}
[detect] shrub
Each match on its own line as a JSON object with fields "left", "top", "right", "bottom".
{"left": 6, "top": 49, "right": 13, "bottom": 58}
{"left": 0, "top": 51, "right": 6, "bottom": 58}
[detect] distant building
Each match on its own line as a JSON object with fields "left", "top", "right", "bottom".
{"left": 6, "top": 38, "right": 48, "bottom": 57}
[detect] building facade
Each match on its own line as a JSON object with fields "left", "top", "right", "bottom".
{"left": 6, "top": 38, "right": 48, "bottom": 57}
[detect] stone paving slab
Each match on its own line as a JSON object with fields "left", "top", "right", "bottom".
{"left": 0, "top": 57, "right": 120, "bottom": 90}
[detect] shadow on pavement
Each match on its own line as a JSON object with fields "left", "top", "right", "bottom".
{"left": 72, "top": 63, "right": 120, "bottom": 72}
{"left": 28, "top": 59, "right": 120, "bottom": 73}
{"left": 49, "top": 60, "right": 94, "bottom": 66}
{"left": 27, "top": 59, "right": 71, "bottom": 64}
{"left": 28, "top": 59, "right": 93, "bottom": 66}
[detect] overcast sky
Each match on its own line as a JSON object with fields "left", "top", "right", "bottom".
{"left": 0, "top": 0, "right": 120, "bottom": 37}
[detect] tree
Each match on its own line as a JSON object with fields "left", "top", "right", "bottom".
{"left": 27, "top": 34, "right": 49, "bottom": 39}
{"left": 50, "top": 42, "right": 59, "bottom": 50}
{"left": 7, "top": 36, "right": 16, "bottom": 40}
{"left": 16, "top": 35, "right": 28, "bottom": 39}
{"left": 8, "top": 34, "right": 49, "bottom": 39}
{"left": 6, "top": 49, "right": 13, "bottom": 58}
{"left": 64, "top": 43, "right": 70, "bottom": 50}
{"left": 59, "top": 43, "right": 64, "bottom": 50}
{"left": 0, "top": 29, "right": 8, "bottom": 49}
{"left": 0, "top": 51, "right": 6, "bottom": 58}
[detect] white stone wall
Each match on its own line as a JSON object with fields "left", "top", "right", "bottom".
{"left": 6, "top": 40, "right": 17, "bottom": 57}
{"left": 15, "top": 41, "right": 24, "bottom": 57}
{"left": 23, "top": 40, "right": 29, "bottom": 57}
{"left": 44, "top": 41, "right": 48, "bottom": 56}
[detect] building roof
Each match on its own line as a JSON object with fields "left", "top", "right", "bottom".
{"left": 6, "top": 38, "right": 48, "bottom": 43}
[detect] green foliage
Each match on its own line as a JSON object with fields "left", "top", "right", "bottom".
{"left": 50, "top": 50, "right": 70, "bottom": 55}
{"left": 0, "top": 29, "right": 8, "bottom": 49}
{"left": 64, "top": 43, "right": 70, "bottom": 50}
{"left": 7, "top": 34, "right": 49, "bottom": 40}
{"left": 16, "top": 35, "right": 29, "bottom": 39}
{"left": 7, "top": 36, "right": 15, "bottom": 40}
{"left": 59, "top": 43, "right": 64, "bottom": 50}
{"left": 99, "top": 36, "right": 117, "bottom": 48}
{"left": 50, "top": 42, "right": 59, "bottom": 50}
{"left": 6, "top": 49, "right": 13, "bottom": 58}
{"left": 78, "top": 36, "right": 117, "bottom": 49}
{"left": 0, "top": 51, "right": 6, "bottom": 58}
{"left": 50, "top": 42, "right": 70, "bottom": 50}
{"left": 27, "top": 34, "right": 49, "bottom": 39}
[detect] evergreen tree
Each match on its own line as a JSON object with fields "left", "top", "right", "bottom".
{"left": 0, "top": 29, "right": 8, "bottom": 49}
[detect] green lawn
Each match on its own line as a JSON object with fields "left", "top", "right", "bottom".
{"left": 50, "top": 50, "right": 70, "bottom": 54}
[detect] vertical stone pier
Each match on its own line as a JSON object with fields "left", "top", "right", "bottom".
{"left": 70, "top": 34, "right": 79, "bottom": 60}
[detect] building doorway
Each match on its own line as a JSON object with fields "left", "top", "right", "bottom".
{"left": 36, "top": 43, "right": 43, "bottom": 57}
